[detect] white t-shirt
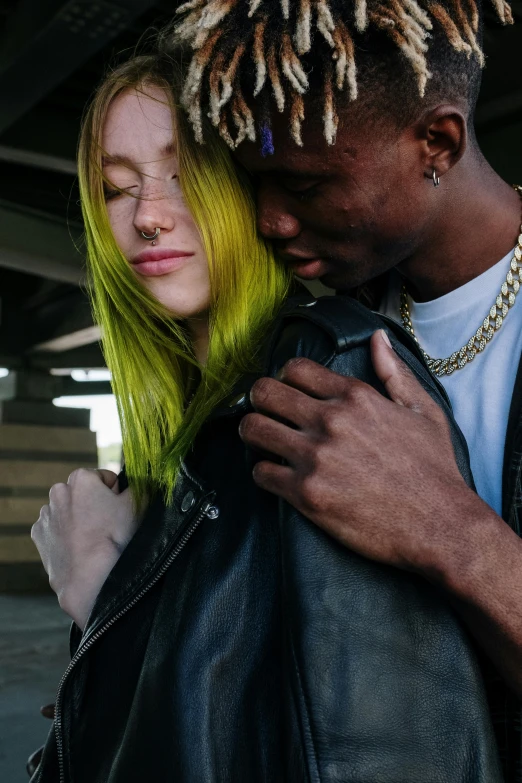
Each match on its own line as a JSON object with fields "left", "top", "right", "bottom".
{"left": 380, "top": 249, "right": 522, "bottom": 516}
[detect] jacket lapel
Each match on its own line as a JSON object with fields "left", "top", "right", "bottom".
{"left": 81, "top": 464, "right": 213, "bottom": 640}
{"left": 502, "top": 349, "right": 522, "bottom": 533}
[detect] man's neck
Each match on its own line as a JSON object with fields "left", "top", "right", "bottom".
{"left": 397, "top": 162, "right": 521, "bottom": 303}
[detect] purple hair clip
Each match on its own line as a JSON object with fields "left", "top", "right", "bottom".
{"left": 260, "top": 123, "right": 274, "bottom": 157}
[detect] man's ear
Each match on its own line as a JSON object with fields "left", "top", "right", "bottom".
{"left": 415, "top": 105, "right": 468, "bottom": 179}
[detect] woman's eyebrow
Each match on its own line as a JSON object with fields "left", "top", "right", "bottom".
{"left": 102, "top": 143, "right": 177, "bottom": 168}
{"left": 102, "top": 153, "right": 132, "bottom": 167}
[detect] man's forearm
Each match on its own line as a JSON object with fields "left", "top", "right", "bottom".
{"left": 434, "top": 497, "right": 522, "bottom": 698}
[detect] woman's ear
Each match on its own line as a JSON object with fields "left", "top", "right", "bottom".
{"left": 416, "top": 104, "right": 468, "bottom": 180}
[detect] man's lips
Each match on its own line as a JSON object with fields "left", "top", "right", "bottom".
{"left": 282, "top": 254, "right": 329, "bottom": 280}
{"left": 131, "top": 248, "right": 194, "bottom": 277}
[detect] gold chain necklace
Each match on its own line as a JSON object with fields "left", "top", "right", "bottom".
{"left": 400, "top": 185, "right": 522, "bottom": 378}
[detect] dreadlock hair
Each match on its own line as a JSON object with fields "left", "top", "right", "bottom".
{"left": 77, "top": 53, "right": 292, "bottom": 503}
{"left": 163, "top": 0, "right": 514, "bottom": 149}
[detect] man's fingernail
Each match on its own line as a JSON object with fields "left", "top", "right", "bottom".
{"left": 275, "top": 368, "right": 284, "bottom": 380}
{"left": 380, "top": 329, "right": 392, "bottom": 349}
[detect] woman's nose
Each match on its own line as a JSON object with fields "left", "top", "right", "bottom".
{"left": 133, "top": 187, "right": 175, "bottom": 237}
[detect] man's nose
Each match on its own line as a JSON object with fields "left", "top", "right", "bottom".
{"left": 256, "top": 187, "right": 301, "bottom": 241}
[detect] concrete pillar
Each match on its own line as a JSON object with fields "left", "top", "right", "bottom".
{"left": 0, "top": 370, "right": 98, "bottom": 591}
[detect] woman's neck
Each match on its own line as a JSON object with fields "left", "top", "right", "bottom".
{"left": 187, "top": 315, "right": 209, "bottom": 365}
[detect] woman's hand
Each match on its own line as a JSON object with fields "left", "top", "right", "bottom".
{"left": 32, "top": 468, "right": 138, "bottom": 631}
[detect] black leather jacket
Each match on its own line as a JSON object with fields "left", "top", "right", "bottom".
{"left": 32, "top": 294, "right": 503, "bottom": 783}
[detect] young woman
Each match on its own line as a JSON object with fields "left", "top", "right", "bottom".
{"left": 30, "top": 54, "right": 502, "bottom": 783}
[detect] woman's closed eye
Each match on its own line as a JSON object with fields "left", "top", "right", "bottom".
{"left": 104, "top": 185, "right": 138, "bottom": 201}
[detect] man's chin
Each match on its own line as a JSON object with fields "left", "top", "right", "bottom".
{"left": 295, "top": 268, "right": 349, "bottom": 293}
{"left": 319, "top": 261, "right": 388, "bottom": 293}
{"left": 315, "top": 270, "right": 355, "bottom": 292}
{"left": 292, "top": 256, "right": 382, "bottom": 293}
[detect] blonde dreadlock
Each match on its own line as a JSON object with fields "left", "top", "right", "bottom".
{"left": 170, "top": 0, "right": 514, "bottom": 149}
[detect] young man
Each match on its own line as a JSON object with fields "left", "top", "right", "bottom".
{"left": 172, "top": 0, "right": 522, "bottom": 778}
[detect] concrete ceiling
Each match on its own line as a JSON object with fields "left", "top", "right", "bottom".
{"left": 0, "top": 0, "right": 173, "bottom": 375}
{"left": 0, "top": 0, "right": 520, "bottom": 377}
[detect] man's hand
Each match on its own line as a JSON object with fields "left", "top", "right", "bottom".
{"left": 240, "top": 329, "right": 483, "bottom": 576}
{"left": 240, "top": 329, "right": 522, "bottom": 696}
{"left": 32, "top": 469, "right": 138, "bottom": 631}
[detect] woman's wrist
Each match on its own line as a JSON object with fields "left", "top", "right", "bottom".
{"left": 57, "top": 547, "right": 121, "bottom": 630}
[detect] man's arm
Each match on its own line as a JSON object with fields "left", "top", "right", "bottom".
{"left": 239, "top": 329, "right": 522, "bottom": 698}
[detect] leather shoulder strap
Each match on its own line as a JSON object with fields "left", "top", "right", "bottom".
{"left": 281, "top": 294, "right": 384, "bottom": 354}
{"left": 270, "top": 294, "right": 451, "bottom": 409}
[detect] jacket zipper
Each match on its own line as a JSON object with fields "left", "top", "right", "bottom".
{"left": 53, "top": 498, "right": 216, "bottom": 783}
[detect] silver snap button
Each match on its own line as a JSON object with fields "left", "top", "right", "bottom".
{"left": 206, "top": 506, "right": 220, "bottom": 520}
{"left": 181, "top": 491, "right": 195, "bottom": 512}
{"left": 228, "top": 393, "right": 247, "bottom": 407}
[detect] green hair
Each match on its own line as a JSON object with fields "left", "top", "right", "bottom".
{"left": 77, "top": 54, "right": 292, "bottom": 503}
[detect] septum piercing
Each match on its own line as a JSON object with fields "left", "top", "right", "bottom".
{"left": 140, "top": 228, "right": 160, "bottom": 242}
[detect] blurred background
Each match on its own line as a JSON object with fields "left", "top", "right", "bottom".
{"left": 0, "top": 0, "right": 521, "bottom": 780}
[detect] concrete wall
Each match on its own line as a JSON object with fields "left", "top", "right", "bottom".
{"left": 0, "top": 423, "right": 97, "bottom": 591}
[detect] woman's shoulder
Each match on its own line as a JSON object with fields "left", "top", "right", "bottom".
{"left": 265, "top": 292, "right": 448, "bottom": 412}
{"left": 265, "top": 292, "right": 387, "bottom": 375}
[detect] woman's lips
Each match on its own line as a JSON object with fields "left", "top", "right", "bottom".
{"left": 131, "top": 248, "right": 194, "bottom": 277}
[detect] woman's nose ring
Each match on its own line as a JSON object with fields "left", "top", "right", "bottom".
{"left": 140, "top": 228, "right": 160, "bottom": 242}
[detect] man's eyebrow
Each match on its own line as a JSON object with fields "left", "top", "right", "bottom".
{"left": 102, "top": 142, "right": 176, "bottom": 167}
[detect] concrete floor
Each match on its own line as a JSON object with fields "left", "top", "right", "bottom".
{"left": 0, "top": 594, "right": 71, "bottom": 783}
